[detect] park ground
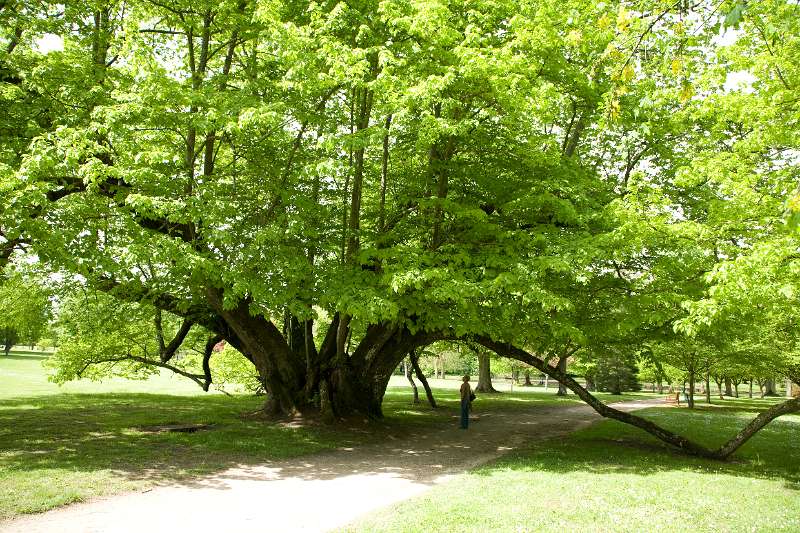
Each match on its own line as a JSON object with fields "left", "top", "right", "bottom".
{"left": 1, "top": 351, "right": 799, "bottom": 532}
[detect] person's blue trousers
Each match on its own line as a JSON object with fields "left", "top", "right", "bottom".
{"left": 460, "top": 398, "right": 469, "bottom": 429}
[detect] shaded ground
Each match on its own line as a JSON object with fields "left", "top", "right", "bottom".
{"left": 0, "top": 398, "right": 663, "bottom": 533}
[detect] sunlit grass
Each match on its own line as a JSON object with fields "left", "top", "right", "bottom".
{"left": 0, "top": 352, "right": 722, "bottom": 522}
{"left": 344, "top": 401, "right": 800, "bottom": 533}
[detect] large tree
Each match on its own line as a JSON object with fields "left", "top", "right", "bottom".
{"left": 3, "top": 0, "right": 800, "bottom": 459}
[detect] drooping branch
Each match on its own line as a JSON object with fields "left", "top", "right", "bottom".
{"left": 153, "top": 311, "right": 194, "bottom": 363}
{"left": 95, "top": 276, "right": 223, "bottom": 336}
{"left": 477, "top": 337, "right": 711, "bottom": 453}
{"left": 476, "top": 336, "right": 800, "bottom": 460}
{"left": 713, "top": 396, "right": 800, "bottom": 458}
{"left": 201, "top": 334, "right": 224, "bottom": 391}
{"left": 42, "top": 175, "right": 193, "bottom": 240}
{"left": 84, "top": 353, "right": 213, "bottom": 391}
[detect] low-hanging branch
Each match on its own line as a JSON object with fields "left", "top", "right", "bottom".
{"left": 79, "top": 353, "right": 214, "bottom": 391}
{"left": 475, "top": 336, "right": 800, "bottom": 461}
{"left": 154, "top": 310, "right": 194, "bottom": 363}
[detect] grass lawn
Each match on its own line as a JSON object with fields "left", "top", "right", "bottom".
{"left": 344, "top": 398, "right": 800, "bottom": 533}
{"left": 0, "top": 351, "right": 672, "bottom": 521}
{"left": 0, "top": 353, "right": 356, "bottom": 520}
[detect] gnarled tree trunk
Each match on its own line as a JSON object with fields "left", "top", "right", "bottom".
{"left": 204, "top": 285, "right": 439, "bottom": 419}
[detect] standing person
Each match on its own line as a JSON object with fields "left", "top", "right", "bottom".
{"left": 460, "top": 375, "right": 472, "bottom": 429}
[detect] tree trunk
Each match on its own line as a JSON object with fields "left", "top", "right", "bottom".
{"left": 523, "top": 370, "right": 533, "bottom": 387}
{"left": 714, "top": 376, "right": 725, "bottom": 400}
{"left": 556, "top": 357, "right": 568, "bottom": 396}
{"left": 544, "top": 374, "right": 549, "bottom": 389}
{"left": 475, "top": 352, "right": 497, "bottom": 393}
{"left": 687, "top": 365, "right": 695, "bottom": 409}
{"left": 732, "top": 378, "right": 741, "bottom": 398}
{"left": 586, "top": 375, "right": 596, "bottom": 392}
{"left": 725, "top": 377, "right": 733, "bottom": 397}
{"left": 3, "top": 327, "right": 17, "bottom": 356}
{"left": 404, "top": 358, "right": 419, "bottom": 404}
{"left": 410, "top": 351, "right": 436, "bottom": 408}
{"left": 205, "top": 285, "right": 440, "bottom": 419}
{"left": 705, "top": 372, "right": 711, "bottom": 404}
{"left": 749, "top": 379, "right": 753, "bottom": 398}
{"left": 764, "top": 378, "right": 778, "bottom": 396}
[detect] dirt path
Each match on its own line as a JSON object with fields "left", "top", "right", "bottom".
{"left": 0, "top": 398, "right": 664, "bottom": 533}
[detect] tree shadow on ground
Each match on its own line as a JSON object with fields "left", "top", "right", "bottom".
{"left": 1, "top": 391, "right": 797, "bottom": 519}
{"left": 0, "top": 389, "right": 594, "bottom": 496}
{"left": 0, "top": 393, "right": 359, "bottom": 486}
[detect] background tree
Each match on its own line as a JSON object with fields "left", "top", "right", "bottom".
{"left": 0, "top": 272, "right": 51, "bottom": 354}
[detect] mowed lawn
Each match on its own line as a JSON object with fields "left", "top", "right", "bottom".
{"left": 345, "top": 399, "right": 800, "bottom": 533}
{"left": 0, "top": 352, "right": 352, "bottom": 520}
{"left": 0, "top": 351, "right": 644, "bottom": 520}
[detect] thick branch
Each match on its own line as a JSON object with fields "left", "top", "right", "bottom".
{"left": 476, "top": 336, "right": 718, "bottom": 458}
{"left": 160, "top": 318, "right": 194, "bottom": 363}
{"left": 477, "top": 336, "right": 800, "bottom": 460}
{"left": 714, "top": 396, "right": 800, "bottom": 458}
{"left": 202, "top": 334, "right": 224, "bottom": 391}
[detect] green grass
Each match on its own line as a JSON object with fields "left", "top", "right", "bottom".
{"left": 0, "top": 352, "right": 710, "bottom": 523}
{"left": 344, "top": 399, "right": 800, "bottom": 533}
{"left": 1, "top": 353, "right": 358, "bottom": 519}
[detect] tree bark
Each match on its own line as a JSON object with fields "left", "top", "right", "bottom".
{"left": 724, "top": 377, "right": 733, "bottom": 397}
{"left": 713, "top": 396, "right": 800, "bottom": 458}
{"left": 705, "top": 372, "right": 711, "bottom": 404}
{"left": 687, "top": 365, "right": 695, "bottom": 409}
{"left": 379, "top": 114, "right": 392, "bottom": 233}
{"left": 764, "top": 378, "right": 778, "bottom": 396}
{"left": 2, "top": 327, "right": 15, "bottom": 356}
{"left": 475, "top": 352, "right": 497, "bottom": 393}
